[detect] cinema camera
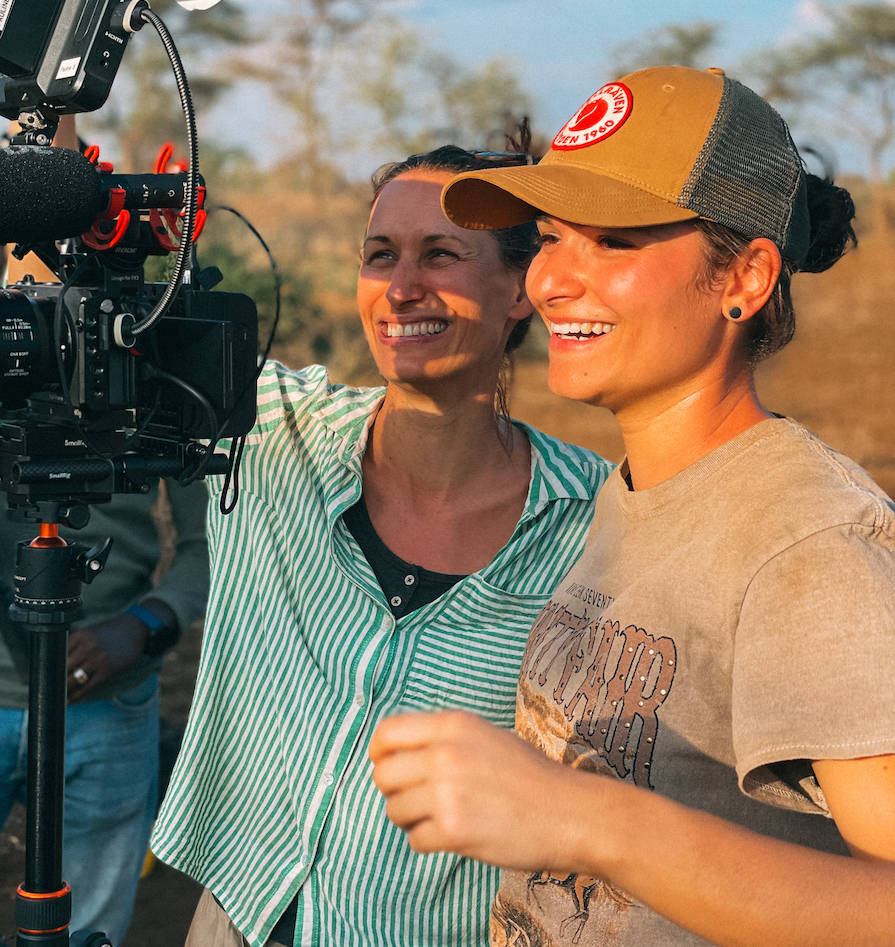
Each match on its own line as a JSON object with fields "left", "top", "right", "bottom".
{"left": 0, "top": 3, "right": 259, "bottom": 945}
{"left": 0, "top": 0, "right": 258, "bottom": 527}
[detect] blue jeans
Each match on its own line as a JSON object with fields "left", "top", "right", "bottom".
{"left": 0, "top": 674, "right": 160, "bottom": 946}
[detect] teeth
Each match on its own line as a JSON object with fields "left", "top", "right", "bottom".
{"left": 386, "top": 321, "right": 448, "bottom": 338}
{"left": 550, "top": 322, "right": 616, "bottom": 337}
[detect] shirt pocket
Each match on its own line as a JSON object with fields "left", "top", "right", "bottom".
{"left": 398, "top": 575, "right": 548, "bottom": 729}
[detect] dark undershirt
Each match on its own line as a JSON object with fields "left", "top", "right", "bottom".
{"left": 268, "top": 495, "right": 467, "bottom": 945}
{"left": 344, "top": 493, "right": 467, "bottom": 617}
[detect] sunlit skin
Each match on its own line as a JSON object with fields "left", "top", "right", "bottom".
{"left": 354, "top": 170, "right": 532, "bottom": 575}
{"left": 527, "top": 217, "right": 777, "bottom": 489}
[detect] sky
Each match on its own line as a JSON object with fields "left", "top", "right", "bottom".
{"left": 396, "top": 0, "right": 822, "bottom": 134}
{"left": 205, "top": 0, "right": 870, "bottom": 175}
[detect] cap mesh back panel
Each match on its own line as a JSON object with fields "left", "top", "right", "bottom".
{"left": 681, "top": 79, "right": 803, "bottom": 251}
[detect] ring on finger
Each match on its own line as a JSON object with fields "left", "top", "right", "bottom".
{"left": 72, "top": 668, "right": 89, "bottom": 686}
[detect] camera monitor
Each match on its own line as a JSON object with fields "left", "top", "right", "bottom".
{"left": 0, "top": 0, "right": 133, "bottom": 120}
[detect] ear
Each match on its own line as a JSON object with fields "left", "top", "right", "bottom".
{"left": 506, "top": 268, "right": 533, "bottom": 325}
{"left": 722, "top": 238, "right": 781, "bottom": 322}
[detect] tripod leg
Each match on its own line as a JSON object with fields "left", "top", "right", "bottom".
{"left": 14, "top": 596, "right": 72, "bottom": 946}
{"left": 11, "top": 533, "right": 78, "bottom": 947}
{"left": 9, "top": 525, "right": 113, "bottom": 946}
{"left": 25, "top": 625, "right": 67, "bottom": 893}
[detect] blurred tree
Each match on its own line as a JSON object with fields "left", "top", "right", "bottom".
{"left": 235, "top": 0, "right": 387, "bottom": 193}
{"left": 238, "top": 7, "right": 532, "bottom": 174}
{"left": 433, "top": 55, "right": 534, "bottom": 150}
{"left": 356, "top": 22, "right": 428, "bottom": 158}
{"left": 84, "top": 0, "right": 247, "bottom": 172}
{"left": 751, "top": 2, "right": 895, "bottom": 184}
{"left": 610, "top": 22, "right": 721, "bottom": 77}
{"left": 357, "top": 18, "right": 534, "bottom": 159}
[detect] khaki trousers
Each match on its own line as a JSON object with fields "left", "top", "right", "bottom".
{"left": 185, "top": 888, "right": 288, "bottom": 947}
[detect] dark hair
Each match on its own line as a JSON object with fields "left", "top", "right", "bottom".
{"left": 694, "top": 172, "right": 857, "bottom": 363}
{"left": 369, "top": 140, "right": 540, "bottom": 419}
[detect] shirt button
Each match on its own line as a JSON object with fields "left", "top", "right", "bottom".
{"left": 355, "top": 692, "right": 364, "bottom": 706}
{"left": 404, "top": 574, "right": 415, "bottom": 586}
{"left": 322, "top": 772, "right": 334, "bottom": 786}
{"left": 390, "top": 595, "right": 402, "bottom": 607}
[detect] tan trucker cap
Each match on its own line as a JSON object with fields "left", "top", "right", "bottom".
{"left": 441, "top": 66, "right": 810, "bottom": 265}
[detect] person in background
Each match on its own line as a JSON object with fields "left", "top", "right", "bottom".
{"left": 0, "top": 115, "right": 211, "bottom": 945}
{"left": 371, "top": 66, "right": 895, "bottom": 946}
{"left": 150, "top": 143, "right": 614, "bottom": 947}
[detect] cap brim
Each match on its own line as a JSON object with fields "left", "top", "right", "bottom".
{"left": 442, "top": 164, "right": 699, "bottom": 231}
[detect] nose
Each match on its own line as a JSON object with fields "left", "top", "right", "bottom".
{"left": 526, "top": 243, "right": 585, "bottom": 312}
{"left": 385, "top": 258, "right": 426, "bottom": 308}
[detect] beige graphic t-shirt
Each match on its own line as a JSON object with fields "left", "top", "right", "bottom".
{"left": 493, "top": 418, "right": 895, "bottom": 947}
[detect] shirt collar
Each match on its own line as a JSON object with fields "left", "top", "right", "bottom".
{"left": 514, "top": 419, "right": 601, "bottom": 521}
{"left": 310, "top": 382, "right": 385, "bottom": 470}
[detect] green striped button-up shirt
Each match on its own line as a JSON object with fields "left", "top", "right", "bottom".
{"left": 152, "top": 362, "right": 612, "bottom": 947}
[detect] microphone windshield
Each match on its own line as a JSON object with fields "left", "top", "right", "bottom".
{"left": 0, "top": 145, "right": 104, "bottom": 245}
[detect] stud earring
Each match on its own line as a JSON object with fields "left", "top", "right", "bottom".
{"left": 728, "top": 306, "right": 742, "bottom": 320}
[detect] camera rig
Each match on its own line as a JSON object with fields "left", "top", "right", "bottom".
{"left": 0, "top": 2, "right": 261, "bottom": 945}
{"left": 0, "top": 0, "right": 258, "bottom": 524}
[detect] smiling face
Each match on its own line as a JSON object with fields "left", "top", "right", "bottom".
{"left": 527, "top": 217, "right": 736, "bottom": 420}
{"left": 357, "top": 171, "right": 528, "bottom": 394}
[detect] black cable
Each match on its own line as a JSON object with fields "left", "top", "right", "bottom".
{"left": 144, "top": 365, "right": 218, "bottom": 485}
{"left": 202, "top": 204, "right": 284, "bottom": 513}
{"left": 124, "top": 7, "right": 232, "bottom": 494}
{"left": 131, "top": 7, "right": 199, "bottom": 335}
{"left": 219, "top": 433, "right": 246, "bottom": 515}
{"left": 211, "top": 203, "right": 281, "bottom": 381}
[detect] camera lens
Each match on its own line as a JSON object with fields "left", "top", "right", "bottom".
{"left": 0, "top": 288, "right": 68, "bottom": 407}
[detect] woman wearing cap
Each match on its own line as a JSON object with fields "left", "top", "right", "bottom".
{"left": 370, "top": 68, "right": 895, "bottom": 946}
{"left": 151, "top": 145, "right": 612, "bottom": 947}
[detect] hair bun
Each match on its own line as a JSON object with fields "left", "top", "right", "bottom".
{"left": 801, "top": 173, "right": 857, "bottom": 273}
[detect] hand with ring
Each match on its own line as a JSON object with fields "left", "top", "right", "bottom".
{"left": 65, "top": 607, "right": 160, "bottom": 702}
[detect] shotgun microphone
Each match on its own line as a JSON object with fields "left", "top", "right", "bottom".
{"left": 0, "top": 145, "right": 201, "bottom": 245}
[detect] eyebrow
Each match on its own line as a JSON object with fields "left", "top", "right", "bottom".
{"left": 363, "top": 233, "right": 468, "bottom": 246}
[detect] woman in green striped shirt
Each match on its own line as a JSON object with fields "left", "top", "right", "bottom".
{"left": 152, "top": 144, "right": 612, "bottom": 947}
